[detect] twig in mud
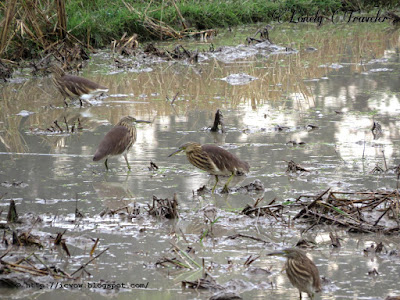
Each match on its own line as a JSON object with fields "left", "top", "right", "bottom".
{"left": 54, "top": 229, "right": 67, "bottom": 245}
{"left": 171, "top": 92, "right": 179, "bottom": 105}
{"left": 227, "top": 233, "right": 270, "bottom": 244}
{"left": 373, "top": 206, "right": 391, "bottom": 226}
{"left": 70, "top": 247, "right": 109, "bottom": 276}
{"left": 156, "top": 256, "right": 189, "bottom": 268}
{"left": 293, "top": 188, "right": 330, "bottom": 220}
{"left": 64, "top": 116, "right": 69, "bottom": 132}
{"left": 90, "top": 238, "right": 99, "bottom": 257}
{"left": 244, "top": 255, "right": 260, "bottom": 266}
{"left": 61, "top": 240, "right": 71, "bottom": 257}
{"left": 7, "top": 199, "right": 18, "bottom": 223}
{"left": 170, "top": 241, "right": 201, "bottom": 269}
{"left": 53, "top": 120, "right": 63, "bottom": 132}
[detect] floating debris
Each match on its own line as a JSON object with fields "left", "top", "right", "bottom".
{"left": 148, "top": 161, "right": 159, "bottom": 171}
{"left": 1, "top": 181, "right": 28, "bottom": 188}
{"left": 16, "top": 110, "right": 34, "bottom": 117}
{"left": 182, "top": 273, "right": 224, "bottom": 291}
{"left": 286, "top": 140, "right": 306, "bottom": 146}
{"left": 147, "top": 194, "right": 179, "bottom": 219}
{"left": 369, "top": 68, "right": 393, "bottom": 73}
{"left": 274, "top": 124, "right": 290, "bottom": 131}
{"left": 229, "top": 179, "right": 264, "bottom": 193}
{"left": 306, "top": 124, "right": 319, "bottom": 131}
{"left": 221, "top": 73, "right": 258, "bottom": 86}
{"left": 285, "top": 160, "right": 310, "bottom": 173}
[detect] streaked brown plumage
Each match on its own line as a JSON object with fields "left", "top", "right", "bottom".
{"left": 93, "top": 116, "right": 138, "bottom": 170}
{"left": 50, "top": 65, "right": 108, "bottom": 107}
{"left": 168, "top": 142, "right": 250, "bottom": 193}
{"left": 267, "top": 248, "right": 322, "bottom": 299}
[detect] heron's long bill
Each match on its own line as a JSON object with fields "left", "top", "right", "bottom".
{"left": 135, "top": 120, "right": 151, "bottom": 124}
{"left": 168, "top": 148, "right": 183, "bottom": 157}
{"left": 267, "top": 251, "right": 286, "bottom": 257}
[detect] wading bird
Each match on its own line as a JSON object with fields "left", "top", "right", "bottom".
{"left": 267, "top": 248, "right": 322, "bottom": 299}
{"left": 168, "top": 142, "right": 250, "bottom": 193}
{"left": 93, "top": 116, "right": 150, "bottom": 170}
{"left": 50, "top": 65, "right": 108, "bottom": 107}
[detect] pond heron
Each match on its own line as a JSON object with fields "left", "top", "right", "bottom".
{"left": 267, "top": 248, "right": 322, "bottom": 299}
{"left": 93, "top": 116, "right": 150, "bottom": 170}
{"left": 50, "top": 65, "right": 108, "bottom": 107}
{"left": 168, "top": 142, "right": 250, "bottom": 193}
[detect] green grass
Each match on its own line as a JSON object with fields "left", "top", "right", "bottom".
{"left": 66, "top": 0, "right": 344, "bottom": 47}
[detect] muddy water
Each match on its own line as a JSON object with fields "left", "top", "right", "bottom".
{"left": 1, "top": 23, "right": 400, "bottom": 299}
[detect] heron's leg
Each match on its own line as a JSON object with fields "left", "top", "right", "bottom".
{"left": 79, "top": 98, "right": 83, "bottom": 107}
{"left": 221, "top": 173, "right": 234, "bottom": 193}
{"left": 63, "top": 97, "right": 68, "bottom": 107}
{"left": 104, "top": 158, "right": 109, "bottom": 170}
{"left": 124, "top": 153, "right": 131, "bottom": 170}
{"left": 211, "top": 175, "right": 219, "bottom": 193}
{"left": 299, "top": 291, "right": 302, "bottom": 300}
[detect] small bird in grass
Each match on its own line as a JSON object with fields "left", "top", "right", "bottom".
{"left": 267, "top": 248, "right": 322, "bottom": 299}
{"left": 49, "top": 65, "right": 108, "bottom": 107}
{"left": 93, "top": 116, "right": 150, "bottom": 170}
{"left": 168, "top": 142, "right": 250, "bottom": 193}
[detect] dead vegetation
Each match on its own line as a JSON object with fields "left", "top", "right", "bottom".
{"left": 239, "top": 188, "right": 400, "bottom": 235}
{"left": 0, "top": 200, "right": 108, "bottom": 286}
{"left": 0, "top": 0, "right": 91, "bottom": 76}
{"left": 285, "top": 160, "right": 310, "bottom": 173}
{"left": 241, "top": 197, "right": 284, "bottom": 219}
{"left": 293, "top": 189, "right": 400, "bottom": 234}
{"left": 144, "top": 43, "right": 199, "bottom": 62}
{"left": 46, "top": 117, "right": 83, "bottom": 134}
{"left": 246, "top": 25, "right": 273, "bottom": 45}
{"left": 147, "top": 195, "right": 179, "bottom": 219}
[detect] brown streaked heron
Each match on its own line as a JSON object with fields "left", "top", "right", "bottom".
{"left": 93, "top": 116, "right": 150, "bottom": 170}
{"left": 49, "top": 65, "right": 108, "bottom": 107}
{"left": 267, "top": 248, "right": 322, "bottom": 299}
{"left": 168, "top": 142, "right": 250, "bottom": 193}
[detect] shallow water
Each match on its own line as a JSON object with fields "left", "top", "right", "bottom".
{"left": 1, "top": 23, "right": 400, "bottom": 299}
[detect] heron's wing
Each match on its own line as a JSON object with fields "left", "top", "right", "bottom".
{"left": 93, "top": 126, "right": 133, "bottom": 161}
{"left": 61, "top": 75, "right": 108, "bottom": 96}
{"left": 201, "top": 144, "right": 249, "bottom": 175}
